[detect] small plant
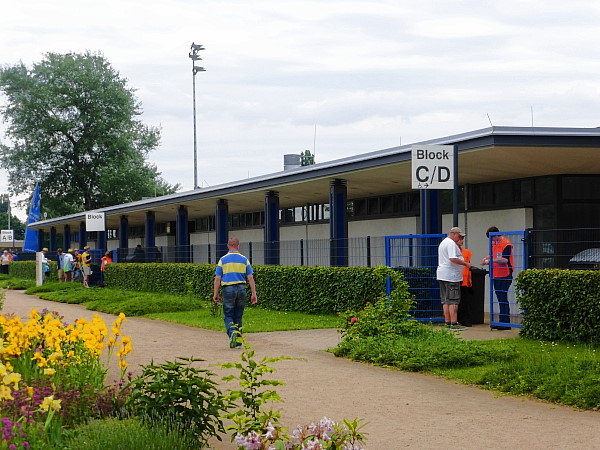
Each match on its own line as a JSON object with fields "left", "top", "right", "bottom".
{"left": 125, "top": 357, "right": 227, "bottom": 447}
{"left": 219, "top": 339, "right": 292, "bottom": 439}
{"left": 339, "top": 266, "right": 418, "bottom": 341}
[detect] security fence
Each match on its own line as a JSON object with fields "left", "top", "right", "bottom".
{"left": 526, "top": 228, "right": 600, "bottom": 270}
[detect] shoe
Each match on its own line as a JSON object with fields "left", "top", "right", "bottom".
{"left": 229, "top": 333, "right": 238, "bottom": 348}
{"left": 450, "top": 323, "right": 466, "bottom": 331}
{"left": 234, "top": 345, "right": 242, "bottom": 349}
{"left": 459, "top": 322, "right": 472, "bottom": 327}
{"left": 491, "top": 326, "right": 511, "bottom": 330}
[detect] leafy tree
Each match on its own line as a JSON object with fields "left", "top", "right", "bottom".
{"left": 0, "top": 194, "right": 25, "bottom": 240}
{"left": 0, "top": 51, "right": 180, "bottom": 218}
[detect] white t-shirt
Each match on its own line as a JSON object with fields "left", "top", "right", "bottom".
{"left": 436, "top": 236, "right": 464, "bottom": 282}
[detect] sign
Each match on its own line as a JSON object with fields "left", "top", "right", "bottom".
{"left": 86, "top": 212, "right": 106, "bottom": 232}
{"left": 0, "top": 230, "right": 13, "bottom": 243}
{"left": 411, "top": 145, "right": 454, "bottom": 189}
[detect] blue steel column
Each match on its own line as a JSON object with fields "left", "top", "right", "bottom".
{"left": 50, "top": 227, "right": 57, "bottom": 251}
{"left": 215, "top": 199, "right": 229, "bottom": 261}
{"left": 97, "top": 231, "right": 107, "bottom": 253}
{"left": 176, "top": 206, "right": 189, "bottom": 262}
{"left": 329, "top": 179, "right": 348, "bottom": 267}
{"left": 37, "top": 230, "right": 44, "bottom": 252}
{"left": 145, "top": 211, "right": 156, "bottom": 249}
{"left": 420, "top": 190, "right": 440, "bottom": 234}
{"left": 119, "top": 215, "right": 128, "bottom": 249}
{"left": 79, "top": 222, "right": 87, "bottom": 249}
{"left": 63, "top": 225, "right": 71, "bottom": 251}
{"left": 264, "top": 190, "right": 280, "bottom": 265}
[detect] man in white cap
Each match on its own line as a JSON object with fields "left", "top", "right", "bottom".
{"left": 437, "top": 227, "right": 473, "bottom": 329}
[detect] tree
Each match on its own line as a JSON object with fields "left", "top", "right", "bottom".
{"left": 0, "top": 51, "right": 180, "bottom": 218}
{"left": 0, "top": 194, "right": 26, "bottom": 240}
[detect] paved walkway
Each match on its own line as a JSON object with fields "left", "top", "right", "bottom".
{"left": 2, "top": 290, "right": 600, "bottom": 449}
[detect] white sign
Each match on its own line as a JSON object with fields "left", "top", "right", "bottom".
{"left": 0, "top": 230, "right": 13, "bottom": 243}
{"left": 86, "top": 212, "right": 106, "bottom": 232}
{"left": 411, "top": 144, "right": 454, "bottom": 189}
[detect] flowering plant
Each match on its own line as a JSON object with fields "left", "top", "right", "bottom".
{"left": 234, "top": 416, "right": 367, "bottom": 449}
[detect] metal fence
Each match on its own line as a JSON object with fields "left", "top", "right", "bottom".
{"left": 385, "top": 234, "right": 446, "bottom": 321}
{"left": 488, "top": 230, "right": 527, "bottom": 329}
{"left": 526, "top": 228, "right": 600, "bottom": 269}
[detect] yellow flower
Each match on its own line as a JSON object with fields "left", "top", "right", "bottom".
{"left": 40, "top": 395, "right": 61, "bottom": 412}
{"left": 118, "top": 359, "right": 128, "bottom": 369}
{"left": 44, "top": 368, "right": 56, "bottom": 376}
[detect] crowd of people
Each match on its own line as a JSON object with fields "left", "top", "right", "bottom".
{"left": 38, "top": 247, "right": 112, "bottom": 287}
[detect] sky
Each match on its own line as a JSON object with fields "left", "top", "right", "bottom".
{"left": 2, "top": 0, "right": 600, "bottom": 220}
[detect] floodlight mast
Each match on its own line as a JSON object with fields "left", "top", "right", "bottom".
{"left": 189, "top": 42, "right": 205, "bottom": 190}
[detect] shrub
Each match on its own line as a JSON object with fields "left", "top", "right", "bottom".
{"left": 125, "top": 357, "right": 227, "bottom": 447}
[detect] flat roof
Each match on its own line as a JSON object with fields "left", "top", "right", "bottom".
{"left": 29, "top": 126, "right": 600, "bottom": 232}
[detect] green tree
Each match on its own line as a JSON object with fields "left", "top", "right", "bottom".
{"left": 0, "top": 51, "right": 180, "bottom": 217}
{"left": 0, "top": 194, "right": 25, "bottom": 240}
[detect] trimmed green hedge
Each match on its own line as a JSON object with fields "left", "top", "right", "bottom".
{"left": 103, "top": 263, "right": 398, "bottom": 314}
{"left": 516, "top": 269, "right": 600, "bottom": 343}
{"left": 9, "top": 261, "right": 58, "bottom": 282}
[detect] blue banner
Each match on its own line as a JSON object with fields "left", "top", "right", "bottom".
{"left": 23, "top": 184, "right": 41, "bottom": 252}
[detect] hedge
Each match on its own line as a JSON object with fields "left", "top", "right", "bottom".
{"left": 101, "top": 263, "right": 399, "bottom": 314}
{"left": 516, "top": 269, "right": 600, "bottom": 343}
{"left": 9, "top": 261, "right": 57, "bottom": 282}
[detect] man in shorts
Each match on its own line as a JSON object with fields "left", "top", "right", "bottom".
{"left": 437, "top": 227, "right": 473, "bottom": 330}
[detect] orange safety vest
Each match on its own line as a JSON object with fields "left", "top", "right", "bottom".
{"left": 492, "top": 236, "right": 514, "bottom": 278}
{"left": 461, "top": 247, "right": 472, "bottom": 287}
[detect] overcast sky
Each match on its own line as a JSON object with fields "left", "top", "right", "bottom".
{"left": 2, "top": 0, "right": 600, "bottom": 219}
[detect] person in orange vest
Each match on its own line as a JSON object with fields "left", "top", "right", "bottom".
{"left": 481, "top": 226, "right": 514, "bottom": 330}
{"left": 456, "top": 235, "right": 473, "bottom": 327}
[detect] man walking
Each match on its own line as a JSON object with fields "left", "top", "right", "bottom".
{"left": 437, "top": 227, "right": 473, "bottom": 329}
{"left": 213, "top": 237, "right": 258, "bottom": 348}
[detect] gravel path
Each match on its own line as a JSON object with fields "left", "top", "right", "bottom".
{"left": 2, "top": 290, "right": 600, "bottom": 449}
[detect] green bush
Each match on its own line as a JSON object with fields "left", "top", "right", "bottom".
{"left": 125, "top": 357, "right": 227, "bottom": 447}
{"left": 9, "top": 260, "right": 58, "bottom": 282}
{"left": 516, "top": 269, "right": 600, "bottom": 343}
{"left": 104, "top": 263, "right": 402, "bottom": 314}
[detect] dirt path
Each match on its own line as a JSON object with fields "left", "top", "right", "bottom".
{"left": 2, "top": 290, "right": 600, "bottom": 449}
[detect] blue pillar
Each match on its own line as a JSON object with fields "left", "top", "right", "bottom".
{"left": 37, "top": 230, "right": 45, "bottom": 252}
{"left": 79, "top": 222, "right": 87, "bottom": 249}
{"left": 215, "top": 199, "right": 229, "bottom": 261}
{"left": 329, "top": 179, "right": 348, "bottom": 267}
{"left": 63, "top": 225, "right": 71, "bottom": 251}
{"left": 264, "top": 191, "right": 280, "bottom": 265}
{"left": 119, "top": 215, "right": 128, "bottom": 249}
{"left": 176, "top": 205, "right": 189, "bottom": 262}
{"left": 145, "top": 211, "right": 156, "bottom": 248}
{"left": 50, "top": 227, "right": 57, "bottom": 252}
{"left": 98, "top": 231, "right": 107, "bottom": 252}
{"left": 420, "top": 190, "right": 440, "bottom": 234}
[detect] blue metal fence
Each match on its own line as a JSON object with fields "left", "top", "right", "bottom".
{"left": 385, "top": 234, "right": 446, "bottom": 321}
{"left": 488, "top": 230, "right": 527, "bottom": 329}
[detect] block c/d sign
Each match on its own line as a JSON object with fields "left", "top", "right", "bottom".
{"left": 411, "top": 144, "right": 454, "bottom": 190}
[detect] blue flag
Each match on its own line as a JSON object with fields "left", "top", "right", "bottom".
{"left": 23, "top": 184, "right": 41, "bottom": 252}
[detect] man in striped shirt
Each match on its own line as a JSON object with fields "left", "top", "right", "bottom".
{"left": 213, "top": 237, "right": 258, "bottom": 348}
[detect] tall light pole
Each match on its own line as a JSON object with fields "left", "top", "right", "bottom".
{"left": 189, "top": 42, "right": 205, "bottom": 190}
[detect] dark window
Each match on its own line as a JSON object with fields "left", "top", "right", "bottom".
{"left": 562, "top": 175, "right": 600, "bottom": 200}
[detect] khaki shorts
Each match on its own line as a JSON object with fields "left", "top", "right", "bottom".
{"left": 82, "top": 266, "right": 91, "bottom": 276}
{"left": 439, "top": 280, "right": 461, "bottom": 305}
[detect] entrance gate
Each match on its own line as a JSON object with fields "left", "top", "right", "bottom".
{"left": 385, "top": 234, "right": 446, "bottom": 321}
{"left": 488, "top": 230, "right": 526, "bottom": 329}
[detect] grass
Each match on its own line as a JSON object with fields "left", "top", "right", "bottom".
{"left": 335, "top": 325, "right": 600, "bottom": 410}
{"left": 5, "top": 277, "right": 339, "bottom": 332}
{"left": 146, "top": 306, "right": 339, "bottom": 332}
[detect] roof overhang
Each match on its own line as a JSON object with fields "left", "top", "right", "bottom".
{"left": 29, "top": 126, "right": 600, "bottom": 232}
